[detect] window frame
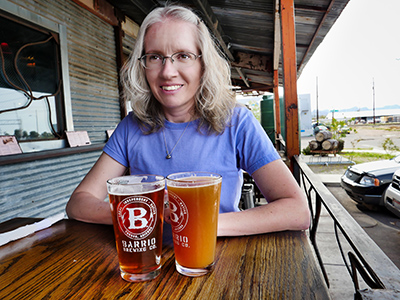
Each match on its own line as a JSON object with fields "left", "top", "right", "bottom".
{"left": 0, "top": 1, "right": 73, "bottom": 153}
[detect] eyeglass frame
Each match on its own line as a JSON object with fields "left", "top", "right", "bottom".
{"left": 138, "top": 52, "right": 202, "bottom": 69}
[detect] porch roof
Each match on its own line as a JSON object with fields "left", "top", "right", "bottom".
{"left": 107, "top": 0, "right": 350, "bottom": 94}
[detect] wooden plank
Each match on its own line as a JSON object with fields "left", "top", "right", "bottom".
{"left": 113, "top": 24, "right": 127, "bottom": 118}
{"left": 71, "top": 0, "right": 119, "bottom": 26}
{"left": 280, "top": 0, "right": 300, "bottom": 170}
{"left": 273, "top": 0, "right": 281, "bottom": 70}
{"left": 273, "top": 69, "right": 281, "bottom": 138}
{"left": 0, "top": 219, "right": 330, "bottom": 299}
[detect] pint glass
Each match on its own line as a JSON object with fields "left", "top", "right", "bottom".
{"left": 107, "top": 175, "right": 165, "bottom": 282}
{"left": 166, "top": 172, "right": 222, "bottom": 277}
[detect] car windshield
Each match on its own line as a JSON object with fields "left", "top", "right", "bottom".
{"left": 394, "top": 155, "right": 400, "bottom": 163}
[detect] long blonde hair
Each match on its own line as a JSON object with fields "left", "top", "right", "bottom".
{"left": 121, "top": 5, "right": 236, "bottom": 134}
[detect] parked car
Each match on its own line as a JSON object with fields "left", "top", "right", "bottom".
{"left": 340, "top": 155, "right": 400, "bottom": 207}
{"left": 313, "top": 125, "right": 329, "bottom": 135}
{"left": 338, "top": 125, "right": 350, "bottom": 134}
{"left": 383, "top": 169, "right": 400, "bottom": 217}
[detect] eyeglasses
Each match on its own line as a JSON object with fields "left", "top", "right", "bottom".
{"left": 138, "top": 52, "right": 202, "bottom": 69}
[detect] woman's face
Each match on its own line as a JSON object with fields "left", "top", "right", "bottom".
{"left": 143, "top": 19, "right": 202, "bottom": 122}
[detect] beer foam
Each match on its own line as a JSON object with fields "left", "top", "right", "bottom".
{"left": 109, "top": 185, "right": 164, "bottom": 196}
{"left": 167, "top": 176, "right": 222, "bottom": 188}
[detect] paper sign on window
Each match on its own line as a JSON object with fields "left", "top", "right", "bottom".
{"left": 65, "top": 131, "right": 91, "bottom": 147}
{"left": 0, "top": 136, "right": 23, "bottom": 156}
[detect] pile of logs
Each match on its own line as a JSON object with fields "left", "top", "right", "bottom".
{"left": 309, "top": 131, "right": 339, "bottom": 153}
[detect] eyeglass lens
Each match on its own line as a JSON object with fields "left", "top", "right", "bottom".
{"left": 140, "top": 52, "right": 200, "bottom": 69}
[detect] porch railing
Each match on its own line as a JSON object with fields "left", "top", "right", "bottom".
{"left": 293, "top": 155, "right": 400, "bottom": 299}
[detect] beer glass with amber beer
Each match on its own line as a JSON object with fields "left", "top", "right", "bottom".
{"left": 166, "top": 172, "right": 222, "bottom": 277}
{"left": 107, "top": 175, "right": 165, "bottom": 282}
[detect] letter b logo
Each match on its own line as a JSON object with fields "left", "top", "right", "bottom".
{"left": 168, "top": 192, "right": 188, "bottom": 232}
{"left": 117, "top": 196, "right": 157, "bottom": 240}
{"left": 127, "top": 207, "right": 148, "bottom": 229}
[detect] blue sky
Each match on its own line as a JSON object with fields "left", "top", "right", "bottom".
{"left": 297, "top": 0, "right": 400, "bottom": 111}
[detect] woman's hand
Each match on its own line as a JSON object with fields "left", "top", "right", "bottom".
{"left": 66, "top": 153, "right": 127, "bottom": 224}
{"left": 164, "top": 190, "right": 171, "bottom": 224}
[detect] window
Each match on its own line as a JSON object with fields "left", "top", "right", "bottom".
{"left": 0, "top": 3, "right": 72, "bottom": 153}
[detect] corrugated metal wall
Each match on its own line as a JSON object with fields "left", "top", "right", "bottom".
{"left": 0, "top": 0, "right": 128, "bottom": 223}
{"left": 0, "top": 150, "right": 102, "bottom": 222}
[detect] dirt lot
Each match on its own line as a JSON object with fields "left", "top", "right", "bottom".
{"left": 341, "top": 123, "right": 400, "bottom": 152}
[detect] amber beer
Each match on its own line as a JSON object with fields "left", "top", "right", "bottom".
{"left": 107, "top": 175, "right": 165, "bottom": 282}
{"left": 167, "top": 172, "right": 222, "bottom": 277}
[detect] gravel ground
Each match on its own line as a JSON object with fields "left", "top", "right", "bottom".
{"left": 308, "top": 164, "right": 349, "bottom": 174}
{"left": 340, "top": 123, "right": 400, "bottom": 152}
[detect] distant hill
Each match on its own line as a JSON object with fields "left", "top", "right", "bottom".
{"left": 312, "top": 104, "right": 400, "bottom": 116}
{"left": 377, "top": 104, "right": 400, "bottom": 110}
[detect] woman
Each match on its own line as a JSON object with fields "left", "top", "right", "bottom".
{"left": 66, "top": 5, "right": 310, "bottom": 236}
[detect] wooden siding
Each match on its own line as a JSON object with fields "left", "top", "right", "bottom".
{"left": 0, "top": 0, "right": 125, "bottom": 222}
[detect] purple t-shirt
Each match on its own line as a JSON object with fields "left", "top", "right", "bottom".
{"left": 103, "top": 106, "right": 280, "bottom": 213}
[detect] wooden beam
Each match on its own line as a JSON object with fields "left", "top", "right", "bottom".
{"left": 273, "top": 0, "right": 281, "bottom": 71}
{"left": 273, "top": 0, "right": 282, "bottom": 149}
{"left": 231, "top": 81, "right": 273, "bottom": 93}
{"left": 273, "top": 69, "right": 281, "bottom": 138}
{"left": 71, "top": 0, "right": 120, "bottom": 26}
{"left": 127, "top": 0, "right": 159, "bottom": 15}
{"left": 280, "top": 0, "right": 299, "bottom": 169}
{"left": 294, "top": 4, "right": 327, "bottom": 13}
{"left": 193, "top": 0, "right": 251, "bottom": 88}
{"left": 192, "top": 0, "right": 234, "bottom": 61}
{"left": 113, "top": 24, "right": 127, "bottom": 119}
{"left": 235, "top": 68, "right": 250, "bottom": 88}
{"left": 231, "top": 52, "right": 270, "bottom": 72}
{"left": 298, "top": 0, "right": 336, "bottom": 72}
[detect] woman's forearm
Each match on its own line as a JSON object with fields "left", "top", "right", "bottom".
{"left": 66, "top": 191, "right": 113, "bottom": 225}
{"left": 217, "top": 197, "right": 310, "bottom": 236}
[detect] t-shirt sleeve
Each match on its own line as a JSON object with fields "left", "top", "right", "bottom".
{"left": 103, "top": 115, "right": 131, "bottom": 168}
{"left": 235, "top": 107, "right": 281, "bottom": 175}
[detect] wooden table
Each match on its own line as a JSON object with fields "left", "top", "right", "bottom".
{"left": 0, "top": 218, "right": 330, "bottom": 299}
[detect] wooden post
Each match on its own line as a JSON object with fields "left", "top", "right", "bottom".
{"left": 273, "top": 69, "right": 281, "bottom": 146}
{"left": 280, "top": 0, "right": 299, "bottom": 170}
{"left": 273, "top": 0, "right": 281, "bottom": 148}
{"left": 113, "top": 23, "right": 127, "bottom": 119}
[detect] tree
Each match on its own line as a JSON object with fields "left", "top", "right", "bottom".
{"left": 29, "top": 131, "right": 39, "bottom": 138}
{"left": 40, "top": 132, "right": 54, "bottom": 139}
{"left": 382, "top": 138, "right": 400, "bottom": 155}
{"left": 14, "top": 129, "right": 22, "bottom": 139}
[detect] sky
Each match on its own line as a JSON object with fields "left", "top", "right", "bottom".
{"left": 297, "top": 0, "right": 400, "bottom": 112}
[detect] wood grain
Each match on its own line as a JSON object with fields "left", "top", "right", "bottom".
{"left": 0, "top": 219, "right": 330, "bottom": 299}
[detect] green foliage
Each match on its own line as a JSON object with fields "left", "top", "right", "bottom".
{"left": 325, "top": 119, "right": 356, "bottom": 153}
{"left": 341, "top": 151, "right": 396, "bottom": 164}
{"left": 247, "top": 99, "right": 261, "bottom": 122}
{"left": 302, "top": 146, "right": 311, "bottom": 155}
{"left": 350, "top": 138, "right": 362, "bottom": 149}
{"left": 382, "top": 137, "right": 400, "bottom": 155}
